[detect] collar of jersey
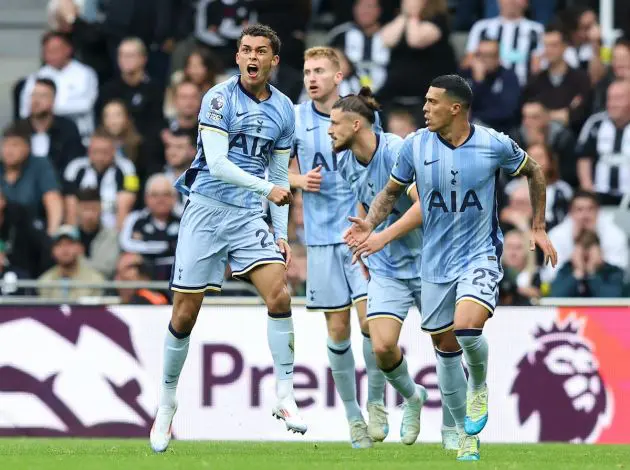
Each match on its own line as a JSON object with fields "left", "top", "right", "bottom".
{"left": 355, "top": 132, "right": 381, "bottom": 168}
{"left": 237, "top": 76, "right": 272, "bottom": 104}
{"left": 436, "top": 124, "right": 475, "bottom": 150}
{"left": 311, "top": 101, "right": 330, "bottom": 118}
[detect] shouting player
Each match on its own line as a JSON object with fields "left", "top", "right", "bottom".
{"left": 150, "top": 25, "right": 306, "bottom": 453}
{"left": 347, "top": 75, "right": 557, "bottom": 461}
{"left": 330, "top": 88, "right": 429, "bottom": 446}
{"left": 290, "top": 47, "right": 387, "bottom": 448}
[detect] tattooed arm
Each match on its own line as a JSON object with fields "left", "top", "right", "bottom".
{"left": 518, "top": 156, "right": 558, "bottom": 266}
{"left": 343, "top": 179, "right": 405, "bottom": 247}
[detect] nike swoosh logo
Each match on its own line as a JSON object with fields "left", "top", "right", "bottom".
{"left": 306, "top": 126, "right": 319, "bottom": 132}
{"left": 349, "top": 175, "right": 360, "bottom": 183}
{"left": 164, "top": 380, "right": 176, "bottom": 384}
{"left": 236, "top": 111, "right": 248, "bottom": 117}
{"left": 424, "top": 159, "right": 439, "bottom": 166}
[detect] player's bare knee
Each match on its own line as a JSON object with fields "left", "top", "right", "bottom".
{"left": 371, "top": 337, "right": 397, "bottom": 359}
{"left": 265, "top": 283, "right": 291, "bottom": 313}
{"left": 325, "top": 311, "right": 351, "bottom": 341}
{"left": 431, "top": 330, "right": 461, "bottom": 353}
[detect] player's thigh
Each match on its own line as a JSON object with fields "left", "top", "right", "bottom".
{"left": 354, "top": 299, "right": 369, "bottom": 334}
{"left": 420, "top": 279, "right": 457, "bottom": 336}
{"left": 248, "top": 262, "right": 291, "bottom": 312}
{"left": 366, "top": 273, "right": 414, "bottom": 327}
{"left": 228, "top": 213, "right": 286, "bottom": 286}
{"left": 305, "top": 244, "right": 354, "bottom": 313}
{"left": 455, "top": 265, "right": 503, "bottom": 329}
{"left": 171, "top": 290, "right": 205, "bottom": 332}
{"left": 368, "top": 318, "right": 403, "bottom": 355}
{"left": 170, "top": 201, "right": 228, "bottom": 295}
{"left": 324, "top": 309, "right": 352, "bottom": 341}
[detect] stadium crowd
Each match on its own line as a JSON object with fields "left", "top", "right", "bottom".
{"left": 1, "top": 0, "right": 629, "bottom": 303}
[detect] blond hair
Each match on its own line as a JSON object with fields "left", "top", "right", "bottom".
{"left": 304, "top": 47, "right": 341, "bottom": 71}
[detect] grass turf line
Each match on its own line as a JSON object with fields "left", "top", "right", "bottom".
{"left": 0, "top": 439, "right": 629, "bottom": 470}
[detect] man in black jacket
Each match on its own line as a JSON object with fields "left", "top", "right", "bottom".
{"left": 20, "top": 78, "right": 84, "bottom": 177}
{"left": 0, "top": 190, "right": 53, "bottom": 278}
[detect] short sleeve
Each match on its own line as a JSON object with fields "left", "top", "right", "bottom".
{"left": 199, "top": 87, "right": 232, "bottom": 136}
{"left": 37, "top": 159, "right": 60, "bottom": 194}
{"left": 576, "top": 117, "right": 599, "bottom": 158}
{"left": 497, "top": 134, "right": 528, "bottom": 176}
{"left": 390, "top": 137, "right": 415, "bottom": 185}
{"left": 274, "top": 108, "right": 294, "bottom": 156}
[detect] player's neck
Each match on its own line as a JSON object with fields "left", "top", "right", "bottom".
{"left": 352, "top": 130, "right": 378, "bottom": 164}
{"left": 314, "top": 93, "right": 339, "bottom": 116}
{"left": 438, "top": 120, "right": 472, "bottom": 148}
{"left": 240, "top": 79, "right": 270, "bottom": 101}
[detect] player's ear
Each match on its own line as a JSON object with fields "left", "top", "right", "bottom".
{"left": 334, "top": 70, "right": 343, "bottom": 85}
{"left": 271, "top": 54, "right": 280, "bottom": 67}
{"left": 451, "top": 102, "right": 461, "bottom": 116}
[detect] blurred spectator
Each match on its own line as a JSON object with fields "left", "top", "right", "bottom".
{"left": 506, "top": 144, "right": 572, "bottom": 232}
{"left": 195, "top": 0, "right": 254, "bottom": 70}
{"left": 63, "top": 129, "right": 138, "bottom": 230}
{"left": 328, "top": 0, "right": 390, "bottom": 94}
{"left": 101, "top": 100, "right": 143, "bottom": 164}
{"left": 500, "top": 178, "right": 532, "bottom": 234}
{"left": 96, "top": 38, "right": 164, "bottom": 139}
{"left": 455, "top": 0, "right": 558, "bottom": 31}
{"left": 119, "top": 174, "right": 180, "bottom": 280}
{"left": 592, "top": 39, "right": 630, "bottom": 114}
{"left": 20, "top": 78, "right": 84, "bottom": 176}
{"left": 0, "top": 190, "right": 52, "bottom": 278}
{"left": 76, "top": 189, "right": 120, "bottom": 278}
{"left": 386, "top": 108, "right": 417, "bottom": 138}
{"left": 0, "top": 240, "right": 33, "bottom": 296}
{"left": 286, "top": 243, "right": 307, "bottom": 296}
{"left": 100, "top": 0, "right": 180, "bottom": 86}
{"left": 551, "top": 230, "right": 626, "bottom": 298}
{"left": 38, "top": 224, "right": 105, "bottom": 300}
{"left": 49, "top": 0, "right": 113, "bottom": 85}
{"left": 334, "top": 48, "right": 362, "bottom": 97}
{"left": 19, "top": 31, "right": 98, "bottom": 143}
{"left": 183, "top": 47, "right": 220, "bottom": 95}
{"left": 463, "top": 39, "right": 520, "bottom": 134}
{"left": 463, "top": 0, "right": 544, "bottom": 87}
{"left": 497, "top": 276, "right": 532, "bottom": 306}
{"left": 558, "top": 6, "right": 603, "bottom": 83}
{"left": 0, "top": 122, "right": 63, "bottom": 235}
{"left": 542, "top": 190, "right": 629, "bottom": 283}
{"left": 522, "top": 24, "right": 591, "bottom": 132}
{"left": 249, "top": 0, "right": 310, "bottom": 71}
{"left": 162, "top": 80, "right": 201, "bottom": 146}
{"left": 576, "top": 80, "right": 630, "bottom": 206}
{"left": 115, "top": 252, "right": 169, "bottom": 305}
{"left": 379, "top": 0, "right": 456, "bottom": 121}
{"left": 163, "top": 131, "right": 195, "bottom": 217}
{"left": 510, "top": 100, "right": 578, "bottom": 186}
{"left": 502, "top": 228, "right": 540, "bottom": 300}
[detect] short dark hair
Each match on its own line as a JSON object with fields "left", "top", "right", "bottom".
{"left": 430, "top": 74, "right": 473, "bottom": 109}
{"left": 90, "top": 127, "right": 114, "bottom": 142}
{"left": 545, "top": 22, "right": 569, "bottom": 43}
{"left": 34, "top": 77, "right": 57, "bottom": 94}
{"left": 575, "top": 229, "right": 600, "bottom": 248}
{"left": 571, "top": 189, "right": 599, "bottom": 208}
{"left": 2, "top": 121, "right": 31, "bottom": 144}
{"left": 332, "top": 87, "right": 380, "bottom": 124}
{"left": 76, "top": 188, "right": 101, "bottom": 202}
{"left": 170, "top": 128, "right": 195, "bottom": 145}
{"left": 238, "top": 24, "right": 282, "bottom": 55}
{"left": 41, "top": 30, "right": 72, "bottom": 48}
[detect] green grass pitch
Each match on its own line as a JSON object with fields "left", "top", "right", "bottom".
{"left": 1, "top": 439, "right": 629, "bottom": 470}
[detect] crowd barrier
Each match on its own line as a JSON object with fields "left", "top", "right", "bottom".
{"left": 0, "top": 304, "right": 628, "bottom": 443}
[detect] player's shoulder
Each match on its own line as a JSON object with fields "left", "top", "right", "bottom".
{"left": 269, "top": 84, "right": 295, "bottom": 111}
{"left": 474, "top": 124, "right": 513, "bottom": 147}
{"left": 401, "top": 128, "right": 430, "bottom": 148}
{"left": 200, "top": 76, "right": 239, "bottom": 117}
{"left": 382, "top": 132, "right": 404, "bottom": 151}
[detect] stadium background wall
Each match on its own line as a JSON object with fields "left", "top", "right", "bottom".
{"left": 0, "top": 305, "right": 628, "bottom": 443}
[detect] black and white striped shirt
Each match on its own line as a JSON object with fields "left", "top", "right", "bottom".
{"left": 328, "top": 22, "right": 390, "bottom": 93}
{"left": 577, "top": 111, "right": 630, "bottom": 204}
{"left": 63, "top": 156, "right": 138, "bottom": 229}
{"left": 466, "top": 16, "right": 544, "bottom": 86}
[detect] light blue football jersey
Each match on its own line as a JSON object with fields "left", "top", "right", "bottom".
{"left": 175, "top": 75, "right": 294, "bottom": 212}
{"left": 391, "top": 125, "right": 528, "bottom": 283}
{"left": 338, "top": 132, "right": 422, "bottom": 280}
{"left": 293, "top": 101, "right": 383, "bottom": 245}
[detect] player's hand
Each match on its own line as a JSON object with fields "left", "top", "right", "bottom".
{"left": 277, "top": 239, "right": 292, "bottom": 268}
{"left": 352, "top": 231, "right": 387, "bottom": 262}
{"left": 267, "top": 186, "right": 292, "bottom": 206}
{"left": 530, "top": 228, "right": 558, "bottom": 267}
{"left": 343, "top": 217, "right": 374, "bottom": 249}
{"left": 302, "top": 165, "right": 323, "bottom": 192}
